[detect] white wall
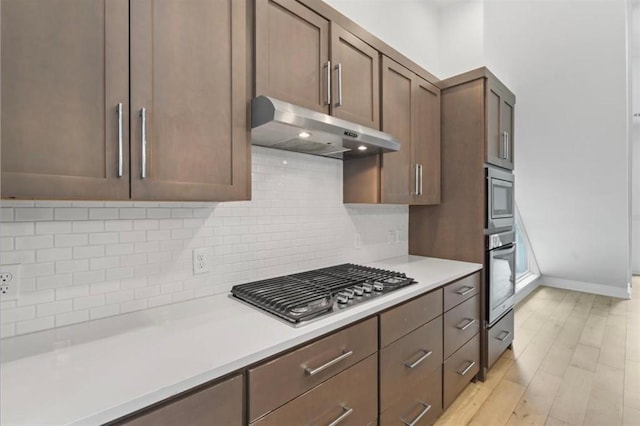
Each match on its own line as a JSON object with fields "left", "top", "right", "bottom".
{"left": 328, "top": 0, "right": 631, "bottom": 296}
{"left": 324, "top": 0, "right": 442, "bottom": 76}
{"left": 483, "top": 0, "right": 630, "bottom": 297}
{"left": 0, "top": 147, "right": 408, "bottom": 338}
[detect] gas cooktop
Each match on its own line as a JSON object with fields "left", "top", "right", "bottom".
{"left": 230, "top": 263, "right": 416, "bottom": 325}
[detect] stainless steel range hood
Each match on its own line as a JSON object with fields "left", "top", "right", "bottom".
{"left": 251, "top": 96, "right": 400, "bottom": 159}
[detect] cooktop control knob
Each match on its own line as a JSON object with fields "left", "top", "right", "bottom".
{"left": 337, "top": 293, "right": 349, "bottom": 304}
{"left": 352, "top": 285, "right": 364, "bottom": 296}
{"left": 362, "top": 283, "right": 373, "bottom": 293}
{"left": 343, "top": 288, "right": 355, "bottom": 299}
{"left": 373, "top": 282, "right": 384, "bottom": 292}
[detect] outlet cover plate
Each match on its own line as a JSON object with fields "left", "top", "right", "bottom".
{"left": 0, "top": 264, "right": 21, "bottom": 301}
{"left": 192, "top": 248, "right": 210, "bottom": 275}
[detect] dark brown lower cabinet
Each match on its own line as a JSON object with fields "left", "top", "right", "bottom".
{"left": 251, "top": 354, "right": 378, "bottom": 426}
{"left": 118, "top": 374, "right": 243, "bottom": 426}
{"left": 379, "top": 316, "right": 443, "bottom": 412}
{"left": 380, "top": 367, "right": 443, "bottom": 426}
{"left": 443, "top": 334, "right": 480, "bottom": 409}
{"left": 487, "top": 309, "right": 514, "bottom": 369}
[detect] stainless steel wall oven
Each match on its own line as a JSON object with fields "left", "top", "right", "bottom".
{"left": 486, "top": 230, "right": 516, "bottom": 326}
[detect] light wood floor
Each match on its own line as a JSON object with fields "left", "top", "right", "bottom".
{"left": 436, "top": 278, "right": 640, "bottom": 426}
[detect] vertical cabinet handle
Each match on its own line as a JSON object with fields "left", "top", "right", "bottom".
{"left": 506, "top": 132, "right": 510, "bottom": 161}
{"left": 335, "top": 63, "right": 343, "bottom": 107}
{"left": 327, "top": 406, "right": 353, "bottom": 426}
{"left": 325, "top": 61, "right": 331, "bottom": 106}
{"left": 501, "top": 132, "right": 508, "bottom": 159}
{"left": 402, "top": 402, "right": 432, "bottom": 426}
{"left": 140, "top": 108, "right": 147, "bottom": 179}
{"left": 419, "top": 164, "right": 423, "bottom": 195}
{"left": 116, "top": 103, "right": 123, "bottom": 178}
{"left": 413, "top": 164, "right": 420, "bottom": 195}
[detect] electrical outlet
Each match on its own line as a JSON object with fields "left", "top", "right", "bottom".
{"left": 192, "top": 248, "right": 210, "bottom": 275}
{"left": 354, "top": 233, "right": 362, "bottom": 249}
{"left": 0, "top": 264, "right": 21, "bottom": 301}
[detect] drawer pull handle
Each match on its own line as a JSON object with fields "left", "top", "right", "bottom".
{"left": 497, "top": 330, "right": 512, "bottom": 342}
{"left": 456, "top": 318, "right": 477, "bottom": 331}
{"left": 327, "top": 405, "right": 353, "bottom": 426}
{"left": 404, "top": 349, "right": 433, "bottom": 369}
{"left": 458, "top": 360, "right": 476, "bottom": 376}
{"left": 304, "top": 350, "right": 353, "bottom": 376}
{"left": 456, "top": 286, "right": 475, "bottom": 296}
{"left": 402, "top": 402, "right": 431, "bottom": 426}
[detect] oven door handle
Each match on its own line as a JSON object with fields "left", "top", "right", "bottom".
{"left": 492, "top": 244, "right": 515, "bottom": 256}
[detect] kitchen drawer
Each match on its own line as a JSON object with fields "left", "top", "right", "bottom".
{"left": 119, "top": 374, "right": 243, "bottom": 426}
{"left": 380, "top": 316, "right": 443, "bottom": 412}
{"left": 248, "top": 317, "right": 377, "bottom": 422}
{"left": 443, "top": 333, "right": 480, "bottom": 409}
{"left": 380, "top": 367, "right": 443, "bottom": 426}
{"left": 443, "top": 294, "right": 480, "bottom": 359}
{"left": 443, "top": 272, "right": 481, "bottom": 312}
{"left": 251, "top": 354, "right": 378, "bottom": 426}
{"left": 487, "top": 308, "right": 514, "bottom": 369}
{"left": 380, "top": 289, "right": 442, "bottom": 348}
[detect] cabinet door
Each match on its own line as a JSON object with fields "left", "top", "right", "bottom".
{"left": 121, "top": 375, "right": 243, "bottom": 426}
{"left": 485, "top": 79, "right": 503, "bottom": 168}
{"left": 255, "top": 0, "right": 330, "bottom": 114}
{"left": 330, "top": 23, "right": 380, "bottom": 129}
{"left": 130, "top": 0, "right": 250, "bottom": 201}
{"left": 1, "top": 0, "right": 129, "bottom": 200}
{"left": 501, "top": 95, "right": 515, "bottom": 170}
{"left": 485, "top": 78, "right": 514, "bottom": 170}
{"left": 410, "top": 76, "right": 441, "bottom": 205}
{"left": 381, "top": 56, "right": 412, "bottom": 204}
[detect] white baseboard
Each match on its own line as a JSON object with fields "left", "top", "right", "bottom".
{"left": 540, "top": 275, "right": 631, "bottom": 299}
{"left": 514, "top": 275, "right": 541, "bottom": 305}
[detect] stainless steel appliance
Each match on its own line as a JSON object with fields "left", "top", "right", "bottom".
{"left": 251, "top": 96, "right": 400, "bottom": 159}
{"left": 230, "top": 264, "right": 416, "bottom": 326}
{"left": 485, "top": 166, "right": 514, "bottom": 233}
{"left": 486, "top": 230, "right": 516, "bottom": 325}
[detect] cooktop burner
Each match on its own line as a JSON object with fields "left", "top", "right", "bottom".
{"left": 230, "top": 263, "right": 416, "bottom": 325}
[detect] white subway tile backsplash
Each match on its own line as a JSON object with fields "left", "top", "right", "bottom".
{"left": 16, "top": 317, "right": 54, "bottom": 334}
{"left": 36, "top": 221, "right": 72, "bottom": 234}
{"left": 73, "top": 294, "right": 105, "bottom": 310}
{"left": 54, "top": 208, "right": 88, "bottom": 221}
{"left": 37, "top": 300, "right": 72, "bottom": 317}
{"left": 37, "top": 248, "right": 73, "bottom": 262}
{"left": 55, "top": 234, "right": 89, "bottom": 248}
{"left": 37, "top": 274, "right": 73, "bottom": 290}
{"left": 1, "top": 222, "right": 35, "bottom": 236}
{"left": 1, "top": 306, "right": 36, "bottom": 324}
{"left": 15, "top": 235, "right": 54, "bottom": 250}
{"left": 1, "top": 147, "right": 408, "bottom": 337}
{"left": 15, "top": 207, "right": 54, "bottom": 222}
{"left": 55, "top": 310, "right": 89, "bottom": 327}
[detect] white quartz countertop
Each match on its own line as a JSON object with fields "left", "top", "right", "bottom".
{"left": 0, "top": 255, "right": 481, "bottom": 426}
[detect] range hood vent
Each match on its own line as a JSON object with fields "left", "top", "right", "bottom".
{"left": 251, "top": 96, "right": 400, "bottom": 159}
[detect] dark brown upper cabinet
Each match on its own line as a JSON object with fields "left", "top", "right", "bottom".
{"left": 344, "top": 57, "right": 441, "bottom": 206}
{"left": 130, "top": 0, "right": 250, "bottom": 201}
{"left": 330, "top": 23, "right": 380, "bottom": 129}
{"left": 411, "top": 76, "right": 441, "bottom": 205}
{"left": 1, "top": 0, "right": 250, "bottom": 202}
{"left": 255, "top": 0, "right": 330, "bottom": 114}
{"left": 486, "top": 77, "right": 515, "bottom": 170}
{"left": 255, "top": 0, "right": 380, "bottom": 129}
{"left": 1, "top": 0, "right": 130, "bottom": 200}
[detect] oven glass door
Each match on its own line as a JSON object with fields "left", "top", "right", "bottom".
{"left": 490, "top": 177, "right": 514, "bottom": 219}
{"left": 489, "top": 243, "right": 515, "bottom": 324}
